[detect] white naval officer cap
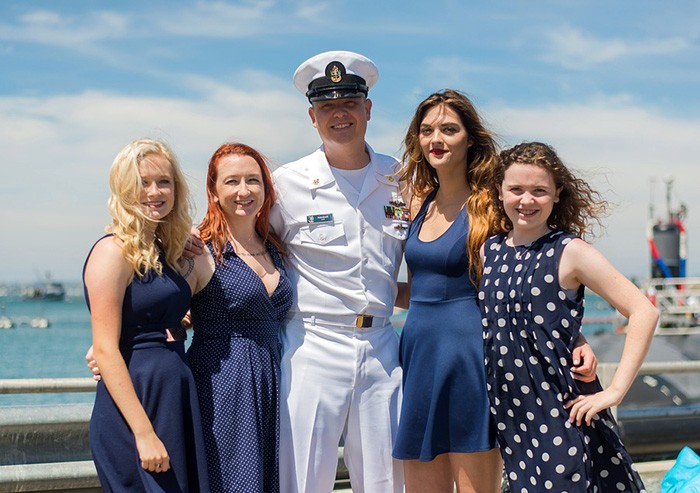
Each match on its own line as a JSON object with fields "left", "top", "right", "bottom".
{"left": 293, "top": 50, "right": 379, "bottom": 103}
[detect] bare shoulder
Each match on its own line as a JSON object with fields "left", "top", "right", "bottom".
{"left": 562, "top": 237, "right": 593, "bottom": 256}
{"left": 561, "top": 237, "right": 607, "bottom": 266}
{"left": 87, "top": 236, "right": 126, "bottom": 266}
{"left": 186, "top": 248, "right": 216, "bottom": 294}
{"left": 84, "top": 237, "right": 131, "bottom": 288}
{"left": 559, "top": 237, "right": 600, "bottom": 289}
{"left": 192, "top": 248, "right": 215, "bottom": 274}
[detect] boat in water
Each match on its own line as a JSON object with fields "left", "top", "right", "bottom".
{"left": 22, "top": 274, "right": 66, "bottom": 302}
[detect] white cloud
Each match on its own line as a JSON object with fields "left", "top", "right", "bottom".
{"left": 0, "top": 75, "right": 322, "bottom": 282}
{"left": 4, "top": 85, "right": 697, "bottom": 282}
{"left": 4, "top": 82, "right": 698, "bottom": 281}
{"left": 0, "top": 10, "right": 129, "bottom": 46}
{"left": 156, "top": 1, "right": 278, "bottom": 37}
{"left": 541, "top": 26, "right": 690, "bottom": 69}
{"left": 0, "top": 0, "right": 334, "bottom": 51}
{"left": 294, "top": 1, "right": 333, "bottom": 20}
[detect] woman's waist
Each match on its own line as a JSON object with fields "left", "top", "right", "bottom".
{"left": 408, "top": 295, "right": 478, "bottom": 306}
{"left": 191, "top": 320, "right": 281, "bottom": 341}
{"left": 119, "top": 331, "right": 168, "bottom": 349}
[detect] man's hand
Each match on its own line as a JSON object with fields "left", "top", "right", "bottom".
{"left": 85, "top": 346, "right": 101, "bottom": 382}
{"left": 182, "top": 228, "right": 204, "bottom": 258}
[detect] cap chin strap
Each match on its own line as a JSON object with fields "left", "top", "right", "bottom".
{"left": 306, "top": 74, "right": 368, "bottom": 102}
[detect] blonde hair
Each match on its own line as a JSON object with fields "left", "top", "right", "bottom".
{"left": 400, "top": 89, "right": 500, "bottom": 283}
{"left": 107, "top": 139, "right": 192, "bottom": 277}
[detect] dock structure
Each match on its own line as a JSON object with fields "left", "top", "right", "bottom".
{"left": 0, "top": 365, "right": 697, "bottom": 492}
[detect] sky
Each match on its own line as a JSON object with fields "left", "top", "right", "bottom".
{"left": 1, "top": 0, "right": 699, "bottom": 283}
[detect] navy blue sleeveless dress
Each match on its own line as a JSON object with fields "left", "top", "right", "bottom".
{"left": 187, "top": 241, "right": 292, "bottom": 493}
{"left": 393, "top": 190, "right": 496, "bottom": 461}
{"left": 480, "top": 230, "right": 646, "bottom": 492}
{"left": 84, "top": 236, "right": 209, "bottom": 493}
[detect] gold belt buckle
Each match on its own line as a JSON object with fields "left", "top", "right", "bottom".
{"left": 355, "top": 314, "right": 373, "bottom": 328}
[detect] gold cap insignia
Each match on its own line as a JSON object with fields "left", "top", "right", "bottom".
{"left": 329, "top": 64, "right": 342, "bottom": 83}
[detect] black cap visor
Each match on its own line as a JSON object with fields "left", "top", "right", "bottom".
{"left": 306, "top": 74, "right": 368, "bottom": 102}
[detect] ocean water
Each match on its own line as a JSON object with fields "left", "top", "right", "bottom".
{"left": 0, "top": 290, "right": 94, "bottom": 406}
{"left": 0, "top": 286, "right": 617, "bottom": 406}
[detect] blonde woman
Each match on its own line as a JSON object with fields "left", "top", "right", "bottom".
{"left": 83, "top": 139, "right": 209, "bottom": 492}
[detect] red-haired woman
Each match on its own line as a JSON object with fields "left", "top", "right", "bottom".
{"left": 183, "top": 143, "right": 292, "bottom": 492}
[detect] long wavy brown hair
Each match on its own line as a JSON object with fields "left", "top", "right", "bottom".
{"left": 492, "top": 142, "right": 607, "bottom": 237}
{"left": 399, "top": 89, "right": 499, "bottom": 283}
{"left": 198, "top": 142, "right": 284, "bottom": 263}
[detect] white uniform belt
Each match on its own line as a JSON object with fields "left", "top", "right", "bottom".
{"left": 290, "top": 312, "right": 389, "bottom": 329}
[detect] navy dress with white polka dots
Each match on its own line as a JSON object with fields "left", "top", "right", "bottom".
{"left": 479, "top": 230, "right": 646, "bottom": 493}
{"left": 187, "top": 241, "right": 292, "bottom": 493}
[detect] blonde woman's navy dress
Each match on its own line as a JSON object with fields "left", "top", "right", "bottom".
{"left": 393, "top": 189, "right": 496, "bottom": 461}
{"left": 480, "top": 231, "right": 646, "bottom": 492}
{"left": 187, "top": 241, "right": 292, "bottom": 493}
{"left": 84, "top": 237, "right": 209, "bottom": 493}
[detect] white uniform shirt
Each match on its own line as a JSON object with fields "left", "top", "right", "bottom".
{"left": 271, "top": 144, "right": 408, "bottom": 319}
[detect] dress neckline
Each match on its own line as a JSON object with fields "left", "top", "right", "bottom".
{"left": 223, "top": 241, "right": 282, "bottom": 299}
{"left": 416, "top": 189, "right": 466, "bottom": 244}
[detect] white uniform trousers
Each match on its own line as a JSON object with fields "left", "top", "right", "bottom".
{"left": 279, "top": 316, "right": 404, "bottom": 493}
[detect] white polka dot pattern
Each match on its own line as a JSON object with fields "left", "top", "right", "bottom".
{"left": 479, "top": 231, "right": 647, "bottom": 492}
{"left": 187, "top": 241, "right": 293, "bottom": 492}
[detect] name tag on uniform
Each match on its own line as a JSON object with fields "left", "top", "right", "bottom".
{"left": 307, "top": 213, "right": 334, "bottom": 224}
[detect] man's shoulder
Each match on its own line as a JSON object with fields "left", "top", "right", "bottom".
{"left": 372, "top": 151, "right": 400, "bottom": 172}
{"left": 368, "top": 148, "right": 401, "bottom": 184}
{"left": 273, "top": 150, "right": 319, "bottom": 181}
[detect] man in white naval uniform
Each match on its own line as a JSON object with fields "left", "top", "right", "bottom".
{"left": 271, "top": 51, "right": 408, "bottom": 492}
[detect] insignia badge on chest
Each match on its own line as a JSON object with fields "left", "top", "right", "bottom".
{"left": 385, "top": 192, "right": 410, "bottom": 231}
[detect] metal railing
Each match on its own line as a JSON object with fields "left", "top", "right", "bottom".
{"left": 0, "top": 377, "right": 349, "bottom": 492}
{"left": 0, "top": 377, "right": 98, "bottom": 493}
{"left": 645, "top": 277, "right": 700, "bottom": 331}
{"left": 0, "top": 378, "right": 96, "bottom": 395}
{"left": 598, "top": 360, "right": 700, "bottom": 417}
{"left": 2, "top": 361, "right": 699, "bottom": 492}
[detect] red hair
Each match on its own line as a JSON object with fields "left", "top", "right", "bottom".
{"left": 198, "top": 143, "right": 285, "bottom": 263}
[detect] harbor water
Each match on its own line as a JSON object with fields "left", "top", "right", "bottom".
{"left": 0, "top": 287, "right": 95, "bottom": 406}
{"left": 0, "top": 284, "right": 618, "bottom": 407}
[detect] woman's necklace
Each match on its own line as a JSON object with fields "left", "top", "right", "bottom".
{"left": 513, "top": 242, "right": 533, "bottom": 261}
{"left": 229, "top": 234, "right": 268, "bottom": 257}
{"left": 508, "top": 233, "right": 535, "bottom": 261}
{"left": 235, "top": 248, "right": 268, "bottom": 257}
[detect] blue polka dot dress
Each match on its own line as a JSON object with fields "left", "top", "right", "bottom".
{"left": 187, "top": 241, "right": 292, "bottom": 493}
{"left": 479, "top": 231, "right": 646, "bottom": 493}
